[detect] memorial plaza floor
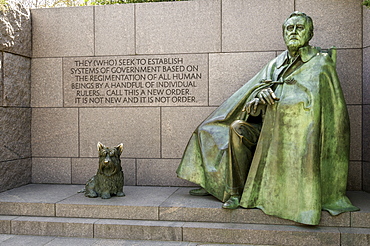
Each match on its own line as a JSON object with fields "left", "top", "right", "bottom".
{"left": 0, "top": 234, "right": 256, "bottom": 246}
{"left": 0, "top": 184, "right": 369, "bottom": 245}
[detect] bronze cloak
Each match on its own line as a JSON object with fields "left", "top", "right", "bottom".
{"left": 176, "top": 46, "right": 358, "bottom": 225}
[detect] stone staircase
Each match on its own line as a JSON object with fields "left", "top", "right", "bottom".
{"left": 0, "top": 184, "right": 369, "bottom": 245}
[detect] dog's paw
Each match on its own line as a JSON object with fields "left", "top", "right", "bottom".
{"left": 101, "top": 193, "right": 111, "bottom": 199}
{"left": 85, "top": 191, "right": 98, "bottom": 198}
{"left": 117, "top": 192, "right": 125, "bottom": 197}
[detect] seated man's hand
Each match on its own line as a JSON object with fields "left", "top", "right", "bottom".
{"left": 246, "top": 98, "right": 261, "bottom": 114}
{"left": 257, "top": 87, "right": 279, "bottom": 105}
{"left": 245, "top": 88, "right": 279, "bottom": 114}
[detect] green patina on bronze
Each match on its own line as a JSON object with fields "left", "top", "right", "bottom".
{"left": 84, "top": 142, "right": 125, "bottom": 199}
{"left": 176, "top": 11, "right": 359, "bottom": 225}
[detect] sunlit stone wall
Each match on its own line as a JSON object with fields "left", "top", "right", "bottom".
{"left": 0, "top": 3, "right": 32, "bottom": 192}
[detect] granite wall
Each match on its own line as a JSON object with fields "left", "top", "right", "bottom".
{"left": 363, "top": 5, "right": 370, "bottom": 192}
{"left": 29, "top": 0, "right": 367, "bottom": 191}
{"left": 0, "top": 4, "right": 32, "bottom": 192}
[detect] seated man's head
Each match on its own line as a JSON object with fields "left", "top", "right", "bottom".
{"left": 282, "top": 12, "right": 313, "bottom": 55}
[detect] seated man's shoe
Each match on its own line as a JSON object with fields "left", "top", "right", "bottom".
{"left": 189, "top": 188, "right": 210, "bottom": 196}
{"left": 222, "top": 196, "right": 240, "bottom": 209}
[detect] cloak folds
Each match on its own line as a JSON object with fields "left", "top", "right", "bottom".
{"left": 176, "top": 46, "right": 359, "bottom": 225}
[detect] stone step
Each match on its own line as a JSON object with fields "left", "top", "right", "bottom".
{"left": 1, "top": 234, "right": 196, "bottom": 246}
{"left": 1, "top": 184, "right": 370, "bottom": 245}
{"left": 1, "top": 233, "right": 258, "bottom": 246}
{"left": 0, "top": 184, "right": 369, "bottom": 228}
{"left": 1, "top": 215, "right": 370, "bottom": 245}
{"left": 0, "top": 184, "right": 368, "bottom": 228}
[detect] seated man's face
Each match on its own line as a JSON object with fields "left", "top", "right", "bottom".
{"left": 283, "top": 16, "right": 311, "bottom": 51}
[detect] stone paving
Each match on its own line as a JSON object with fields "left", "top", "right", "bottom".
{"left": 0, "top": 184, "right": 369, "bottom": 245}
{"left": 0, "top": 234, "right": 251, "bottom": 246}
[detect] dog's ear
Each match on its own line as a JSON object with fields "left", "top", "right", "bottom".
{"left": 97, "top": 142, "right": 105, "bottom": 151}
{"left": 116, "top": 143, "right": 124, "bottom": 156}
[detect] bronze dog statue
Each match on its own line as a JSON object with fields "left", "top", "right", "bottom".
{"left": 84, "top": 142, "right": 125, "bottom": 199}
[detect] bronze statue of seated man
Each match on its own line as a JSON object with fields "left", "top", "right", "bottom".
{"left": 176, "top": 11, "right": 359, "bottom": 225}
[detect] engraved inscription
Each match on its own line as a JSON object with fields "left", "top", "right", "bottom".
{"left": 63, "top": 55, "right": 208, "bottom": 107}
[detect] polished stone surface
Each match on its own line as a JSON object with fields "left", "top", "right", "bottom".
{"left": 365, "top": 6, "right": 370, "bottom": 48}
{"left": 136, "top": 0, "right": 221, "bottom": 54}
{"left": 363, "top": 161, "right": 370, "bottom": 192}
{"left": 32, "top": 158, "right": 72, "bottom": 184}
{"left": 31, "top": 108, "right": 79, "bottom": 158}
{"left": 348, "top": 105, "right": 362, "bottom": 161}
{"left": 137, "top": 159, "right": 194, "bottom": 186}
{"left": 209, "top": 52, "right": 276, "bottom": 106}
{"left": 79, "top": 107, "right": 160, "bottom": 158}
{"left": 32, "top": 6, "right": 94, "bottom": 57}
{"left": 31, "top": 58, "right": 63, "bottom": 107}
{"left": 296, "top": 0, "right": 362, "bottom": 48}
{"left": 222, "top": 0, "right": 293, "bottom": 52}
{"left": 347, "top": 161, "right": 362, "bottom": 191}
{"left": 161, "top": 107, "right": 216, "bottom": 159}
{"left": 95, "top": 4, "right": 135, "bottom": 56}
{"left": 336, "top": 49, "right": 362, "bottom": 105}
{"left": 364, "top": 47, "right": 370, "bottom": 105}
{"left": 364, "top": 105, "right": 370, "bottom": 163}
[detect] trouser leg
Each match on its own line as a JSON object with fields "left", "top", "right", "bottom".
{"left": 226, "top": 120, "right": 261, "bottom": 197}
